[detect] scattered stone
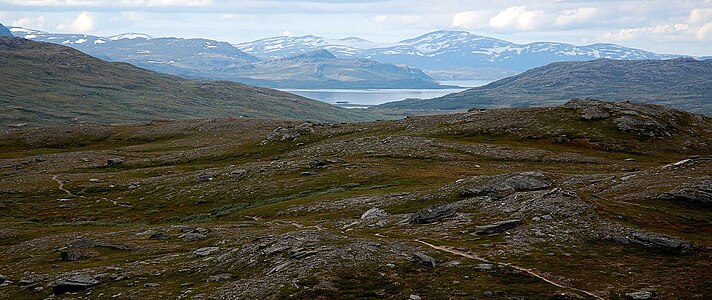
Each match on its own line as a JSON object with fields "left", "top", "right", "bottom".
{"left": 483, "top": 290, "right": 507, "bottom": 297}
{"left": 625, "top": 290, "right": 654, "bottom": 300}
{"left": 300, "top": 171, "right": 316, "bottom": 176}
{"left": 148, "top": 232, "right": 170, "bottom": 240}
{"left": 475, "top": 263, "right": 493, "bottom": 271}
{"left": 473, "top": 220, "right": 522, "bottom": 235}
{"left": 413, "top": 252, "right": 436, "bottom": 267}
{"left": 192, "top": 247, "right": 220, "bottom": 257}
{"left": 409, "top": 295, "right": 422, "bottom": 300}
{"left": 0, "top": 275, "right": 6, "bottom": 284}
{"left": 361, "top": 207, "right": 388, "bottom": 220}
{"left": 409, "top": 203, "right": 456, "bottom": 224}
{"left": 230, "top": 169, "right": 248, "bottom": 177}
{"left": 144, "top": 283, "right": 159, "bottom": 288}
{"left": 206, "top": 273, "right": 232, "bottom": 282}
{"left": 89, "top": 178, "right": 101, "bottom": 183}
{"left": 107, "top": 158, "right": 124, "bottom": 167}
{"left": 18, "top": 279, "right": 34, "bottom": 286}
{"left": 181, "top": 232, "right": 207, "bottom": 242}
{"left": 34, "top": 286, "right": 44, "bottom": 292}
{"left": 60, "top": 248, "right": 89, "bottom": 261}
{"left": 53, "top": 275, "right": 99, "bottom": 295}
{"left": 197, "top": 173, "right": 214, "bottom": 182}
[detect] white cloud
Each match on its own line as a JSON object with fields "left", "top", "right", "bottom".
{"left": 57, "top": 12, "right": 94, "bottom": 32}
{"left": 688, "top": 8, "right": 712, "bottom": 24}
{"left": 11, "top": 16, "right": 46, "bottom": 29}
{"left": 695, "top": 22, "right": 712, "bottom": 39}
{"left": 281, "top": 30, "right": 293, "bottom": 36}
{"left": 451, "top": 11, "right": 490, "bottom": 29}
{"left": 555, "top": 7, "right": 598, "bottom": 26}
{"left": 119, "top": 0, "right": 212, "bottom": 6}
{"left": 489, "top": 6, "right": 544, "bottom": 31}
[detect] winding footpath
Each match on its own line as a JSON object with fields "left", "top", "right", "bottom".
{"left": 415, "top": 239, "right": 606, "bottom": 300}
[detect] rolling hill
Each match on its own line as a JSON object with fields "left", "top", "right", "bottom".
{"left": 376, "top": 58, "right": 712, "bottom": 115}
{"left": 0, "top": 37, "right": 378, "bottom": 127}
{"left": 209, "top": 50, "right": 443, "bottom": 89}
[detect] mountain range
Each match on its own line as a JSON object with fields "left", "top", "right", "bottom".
{"left": 11, "top": 27, "right": 704, "bottom": 87}
{"left": 236, "top": 30, "right": 687, "bottom": 80}
{"left": 9, "top": 27, "right": 443, "bottom": 89}
{"left": 0, "top": 37, "right": 378, "bottom": 127}
{"left": 377, "top": 58, "right": 712, "bottom": 115}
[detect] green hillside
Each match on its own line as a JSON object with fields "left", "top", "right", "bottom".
{"left": 0, "top": 37, "right": 378, "bottom": 127}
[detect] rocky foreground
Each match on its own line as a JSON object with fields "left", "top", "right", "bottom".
{"left": 0, "top": 99, "right": 710, "bottom": 299}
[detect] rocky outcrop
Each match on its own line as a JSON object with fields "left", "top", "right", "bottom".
{"left": 409, "top": 203, "right": 456, "bottom": 224}
{"left": 473, "top": 219, "right": 522, "bottom": 235}
{"left": 608, "top": 231, "right": 691, "bottom": 252}
{"left": 658, "top": 182, "right": 712, "bottom": 207}
{"left": 53, "top": 275, "right": 99, "bottom": 295}
{"left": 462, "top": 172, "right": 552, "bottom": 199}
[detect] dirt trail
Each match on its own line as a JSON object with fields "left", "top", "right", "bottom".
{"left": 415, "top": 239, "right": 607, "bottom": 300}
{"left": 51, "top": 174, "right": 74, "bottom": 197}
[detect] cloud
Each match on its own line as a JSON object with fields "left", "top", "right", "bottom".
{"left": 451, "top": 11, "right": 490, "bottom": 29}
{"left": 11, "top": 16, "right": 46, "bottom": 29}
{"left": 57, "top": 12, "right": 94, "bottom": 32}
{"left": 281, "top": 30, "right": 293, "bottom": 36}
{"left": 555, "top": 7, "right": 598, "bottom": 26}
{"left": 489, "top": 6, "right": 544, "bottom": 31}
{"left": 688, "top": 8, "right": 712, "bottom": 24}
{"left": 695, "top": 22, "right": 712, "bottom": 39}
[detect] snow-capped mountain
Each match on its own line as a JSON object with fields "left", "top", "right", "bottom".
{"left": 237, "top": 30, "right": 684, "bottom": 80}
{"left": 234, "top": 35, "right": 383, "bottom": 58}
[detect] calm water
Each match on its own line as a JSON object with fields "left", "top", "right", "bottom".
{"left": 280, "top": 80, "right": 491, "bottom": 106}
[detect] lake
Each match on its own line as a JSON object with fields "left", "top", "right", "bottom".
{"left": 280, "top": 80, "right": 491, "bottom": 106}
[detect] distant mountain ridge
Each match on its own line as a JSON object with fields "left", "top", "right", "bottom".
{"left": 237, "top": 30, "right": 690, "bottom": 80}
{"left": 9, "top": 27, "right": 443, "bottom": 89}
{"left": 0, "top": 37, "right": 377, "bottom": 127}
{"left": 376, "top": 58, "right": 712, "bottom": 115}
{"left": 0, "top": 24, "right": 11, "bottom": 37}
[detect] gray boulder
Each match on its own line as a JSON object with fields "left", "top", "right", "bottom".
{"left": 625, "top": 290, "right": 654, "bottom": 300}
{"left": 107, "top": 158, "right": 124, "bottom": 167}
{"left": 361, "top": 207, "right": 388, "bottom": 220}
{"left": 413, "top": 252, "right": 436, "bottom": 267}
{"left": 207, "top": 273, "right": 232, "bottom": 282}
{"left": 181, "top": 232, "right": 207, "bottom": 242}
{"left": 53, "top": 275, "right": 99, "bottom": 295}
{"left": 473, "top": 219, "right": 522, "bottom": 235}
{"left": 409, "top": 203, "right": 456, "bottom": 224}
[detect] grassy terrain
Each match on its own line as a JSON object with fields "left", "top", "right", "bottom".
{"left": 0, "top": 102, "right": 710, "bottom": 299}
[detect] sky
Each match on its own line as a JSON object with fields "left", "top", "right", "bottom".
{"left": 1, "top": 0, "right": 711, "bottom": 56}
